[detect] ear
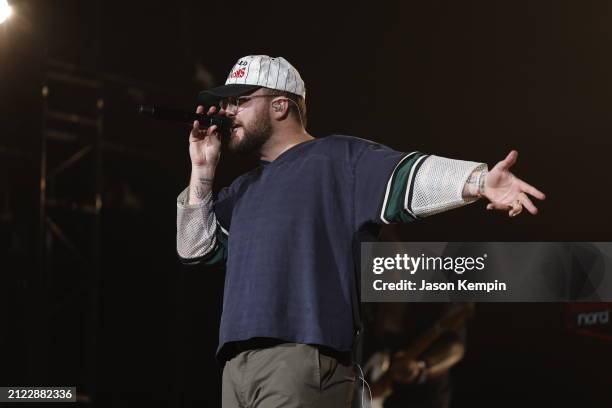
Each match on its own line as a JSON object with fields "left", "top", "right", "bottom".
{"left": 271, "top": 98, "right": 289, "bottom": 119}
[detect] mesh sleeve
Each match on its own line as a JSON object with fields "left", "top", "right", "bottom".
{"left": 410, "top": 155, "right": 487, "bottom": 217}
{"left": 176, "top": 187, "right": 218, "bottom": 259}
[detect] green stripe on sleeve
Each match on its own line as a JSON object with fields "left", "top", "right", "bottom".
{"left": 381, "top": 152, "right": 427, "bottom": 223}
{"left": 200, "top": 228, "right": 228, "bottom": 266}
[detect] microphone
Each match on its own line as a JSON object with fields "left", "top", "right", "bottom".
{"left": 138, "top": 105, "right": 230, "bottom": 131}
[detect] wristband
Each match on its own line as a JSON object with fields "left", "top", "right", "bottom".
{"left": 477, "top": 170, "right": 488, "bottom": 196}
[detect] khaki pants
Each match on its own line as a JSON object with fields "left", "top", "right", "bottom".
{"left": 222, "top": 343, "right": 356, "bottom": 408}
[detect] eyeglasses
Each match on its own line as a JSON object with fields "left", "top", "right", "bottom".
{"left": 219, "top": 94, "right": 275, "bottom": 113}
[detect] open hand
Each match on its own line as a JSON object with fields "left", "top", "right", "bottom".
{"left": 483, "top": 150, "right": 546, "bottom": 217}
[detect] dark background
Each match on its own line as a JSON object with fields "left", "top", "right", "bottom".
{"left": 1, "top": 0, "right": 611, "bottom": 407}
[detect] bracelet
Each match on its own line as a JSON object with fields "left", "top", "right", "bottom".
{"left": 476, "top": 170, "right": 488, "bottom": 196}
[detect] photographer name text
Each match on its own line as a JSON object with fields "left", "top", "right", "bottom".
{"left": 373, "top": 279, "right": 507, "bottom": 292}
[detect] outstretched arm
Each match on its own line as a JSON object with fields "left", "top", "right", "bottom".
{"left": 351, "top": 140, "right": 546, "bottom": 226}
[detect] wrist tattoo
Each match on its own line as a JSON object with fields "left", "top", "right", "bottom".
{"left": 191, "top": 177, "right": 213, "bottom": 201}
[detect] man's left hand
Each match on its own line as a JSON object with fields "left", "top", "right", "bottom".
{"left": 483, "top": 150, "right": 546, "bottom": 217}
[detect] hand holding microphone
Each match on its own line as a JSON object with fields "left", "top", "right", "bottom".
{"left": 186, "top": 105, "right": 225, "bottom": 205}
{"left": 189, "top": 105, "right": 223, "bottom": 170}
{"left": 138, "top": 103, "right": 226, "bottom": 171}
{"left": 138, "top": 103, "right": 229, "bottom": 204}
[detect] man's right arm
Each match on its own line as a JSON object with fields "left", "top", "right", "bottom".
{"left": 176, "top": 168, "right": 225, "bottom": 264}
{"left": 176, "top": 105, "right": 226, "bottom": 266}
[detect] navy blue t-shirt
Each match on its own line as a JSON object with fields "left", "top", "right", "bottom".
{"left": 206, "top": 135, "right": 425, "bottom": 356}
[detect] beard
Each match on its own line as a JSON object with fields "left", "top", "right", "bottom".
{"left": 228, "top": 110, "right": 272, "bottom": 154}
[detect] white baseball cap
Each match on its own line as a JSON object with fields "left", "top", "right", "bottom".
{"left": 198, "top": 55, "right": 306, "bottom": 106}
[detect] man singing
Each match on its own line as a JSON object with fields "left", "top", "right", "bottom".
{"left": 176, "top": 55, "right": 545, "bottom": 408}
